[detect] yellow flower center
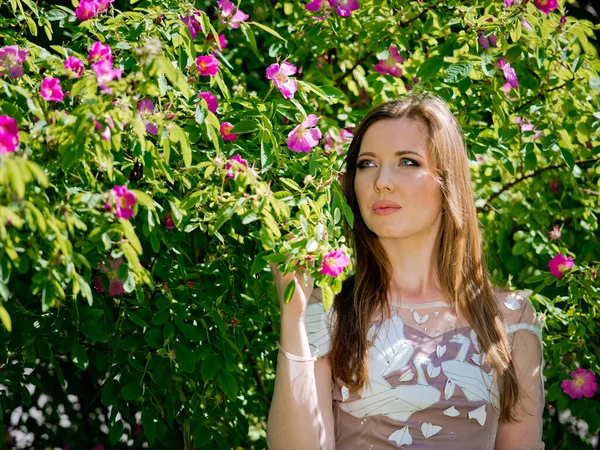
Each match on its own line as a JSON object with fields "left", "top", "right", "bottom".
{"left": 573, "top": 376, "right": 586, "bottom": 388}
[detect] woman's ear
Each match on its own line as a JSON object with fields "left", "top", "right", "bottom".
{"left": 337, "top": 172, "right": 346, "bottom": 185}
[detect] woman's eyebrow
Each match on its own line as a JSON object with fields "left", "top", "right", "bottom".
{"left": 358, "top": 150, "right": 422, "bottom": 158}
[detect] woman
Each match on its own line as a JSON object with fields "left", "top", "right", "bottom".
{"left": 267, "top": 93, "right": 544, "bottom": 449}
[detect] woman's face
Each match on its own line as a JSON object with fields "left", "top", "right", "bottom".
{"left": 353, "top": 117, "right": 443, "bottom": 241}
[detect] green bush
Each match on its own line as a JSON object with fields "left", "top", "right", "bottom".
{"left": 0, "top": 0, "right": 599, "bottom": 448}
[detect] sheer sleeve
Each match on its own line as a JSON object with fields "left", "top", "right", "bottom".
{"left": 306, "top": 287, "right": 334, "bottom": 359}
{"left": 495, "top": 291, "right": 545, "bottom": 450}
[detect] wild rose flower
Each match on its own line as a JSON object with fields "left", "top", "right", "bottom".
{"left": 94, "top": 116, "right": 114, "bottom": 141}
{"left": 199, "top": 91, "right": 218, "bottom": 113}
{"left": 92, "top": 60, "right": 122, "bottom": 93}
{"left": 335, "top": 0, "right": 359, "bottom": 17}
{"left": 373, "top": 45, "right": 404, "bottom": 77}
{"left": 164, "top": 211, "right": 175, "bottom": 229}
{"left": 88, "top": 41, "right": 112, "bottom": 64}
{"left": 287, "top": 114, "right": 322, "bottom": 153}
{"left": 478, "top": 32, "right": 490, "bottom": 50}
{"left": 64, "top": 56, "right": 84, "bottom": 78}
{"left": 217, "top": 0, "right": 249, "bottom": 29}
{"left": 514, "top": 116, "right": 541, "bottom": 139}
{"left": 207, "top": 33, "right": 227, "bottom": 50}
{"left": 320, "top": 249, "right": 350, "bottom": 277}
{"left": 97, "top": 0, "right": 113, "bottom": 13}
{"left": 0, "top": 115, "right": 19, "bottom": 154}
{"left": 266, "top": 62, "right": 298, "bottom": 100}
{"left": 533, "top": 0, "right": 558, "bottom": 15}
{"left": 220, "top": 122, "right": 237, "bottom": 141}
{"left": 548, "top": 253, "right": 574, "bottom": 278}
{"left": 503, "top": 0, "right": 517, "bottom": 6}
{"left": 0, "top": 45, "right": 28, "bottom": 79}
{"left": 99, "top": 258, "right": 125, "bottom": 296}
{"left": 306, "top": 0, "right": 333, "bottom": 13}
{"left": 325, "top": 128, "right": 354, "bottom": 155}
{"left": 561, "top": 369, "right": 598, "bottom": 399}
{"left": 196, "top": 55, "right": 219, "bottom": 76}
{"left": 489, "top": 34, "right": 498, "bottom": 47}
{"left": 549, "top": 180, "right": 559, "bottom": 195}
{"left": 107, "top": 185, "right": 136, "bottom": 219}
{"left": 138, "top": 98, "right": 158, "bottom": 135}
{"left": 522, "top": 20, "right": 533, "bottom": 31}
{"left": 499, "top": 57, "right": 518, "bottom": 94}
{"left": 41, "top": 78, "right": 64, "bottom": 102}
{"left": 75, "top": 0, "right": 99, "bottom": 21}
{"left": 225, "top": 154, "right": 248, "bottom": 179}
{"left": 181, "top": 12, "right": 203, "bottom": 39}
{"left": 548, "top": 226, "right": 562, "bottom": 241}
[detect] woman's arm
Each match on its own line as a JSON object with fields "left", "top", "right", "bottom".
{"left": 266, "top": 266, "right": 335, "bottom": 450}
{"left": 495, "top": 299, "right": 545, "bottom": 450}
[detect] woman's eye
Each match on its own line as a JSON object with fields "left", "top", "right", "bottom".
{"left": 357, "top": 158, "right": 418, "bottom": 168}
{"left": 357, "top": 160, "right": 374, "bottom": 168}
{"left": 400, "top": 158, "right": 417, "bottom": 166}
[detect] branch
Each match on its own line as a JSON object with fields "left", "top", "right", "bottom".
{"left": 478, "top": 156, "right": 600, "bottom": 213}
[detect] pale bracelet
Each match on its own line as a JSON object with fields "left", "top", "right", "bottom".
{"left": 277, "top": 341, "right": 318, "bottom": 362}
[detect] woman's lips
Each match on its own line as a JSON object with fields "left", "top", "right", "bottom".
{"left": 373, "top": 207, "right": 401, "bottom": 215}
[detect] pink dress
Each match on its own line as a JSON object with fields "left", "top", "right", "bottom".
{"left": 306, "top": 290, "right": 545, "bottom": 449}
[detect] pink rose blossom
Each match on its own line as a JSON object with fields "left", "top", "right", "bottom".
{"left": 220, "top": 122, "right": 237, "bottom": 141}
{"left": 287, "top": 114, "right": 322, "bottom": 153}
{"left": 138, "top": 98, "right": 158, "bottom": 135}
{"left": 164, "top": 211, "right": 175, "bottom": 229}
{"left": 266, "top": 62, "right": 298, "bottom": 99}
{"left": 207, "top": 34, "right": 227, "bottom": 55}
{"left": 514, "top": 116, "right": 541, "bottom": 139}
{"left": 199, "top": 91, "right": 218, "bottom": 113}
{"left": 181, "top": 12, "right": 203, "bottom": 40}
{"left": 0, "top": 45, "right": 28, "bottom": 79}
{"left": 478, "top": 32, "right": 490, "bottom": 50}
{"left": 0, "top": 115, "right": 19, "bottom": 154}
{"left": 561, "top": 369, "right": 598, "bottom": 399}
{"left": 548, "top": 226, "right": 562, "bottom": 241}
{"left": 107, "top": 185, "right": 136, "bottom": 220}
{"left": 92, "top": 60, "right": 122, "bottom": 94}
{"left": 325, "top": 128, "right": 354, "bottom": 155}
{"left": 335, "top": 0, "right": 359, "bottom": 17}
{"left": 94, "top": 116, "right": 114, "bottom": 141}
{"left": 97, "top": 0, "right": 113, "bottom": 13}
{"left": 533, "top": 0, "right": 558, "bottom": 15}
{"left": 196, "top": 55, "right": 219, "bottom": 76}
{"left": 306, "top": 0, "right": 333, "bottom": 19}
{"left": 522, "top": 20, "right": 533, "bottom": 31}
{"left": 503, "top": 0, "right": 517, "bottom": 6}
{"left": 88, "top": 41, "right": 112, "bottom": 64}
{"left": 41, "top": 78, "right": 64, "bottom": 102}
{"left": 549, "top": 180, "right": 559, "bottom": 195}
{"left": 217, "top": 0, "right": 249, "bottom": 28}
{"left": 99, "top": 258, "right": 125, "bottom": 296}
{"left": 225, "top": 154, "right": 248, "bottom": 179}
{"left": 320, "top": 249, "right": 350, "bottom": 277}
{"left": 489, "top": 34, "right": 498, "bottom": 47}
{"left": 64, "top": 56, "right": 85, "bottom": 78}
{"left": 499, "top": 57, "right": 518, "bottom": 94}
{"left": 75, "top": 0, "right": 99, "bottom": 21}
{"left": 373, "top": 45, "right": 404, "bottom": 77}
{"left": 548, "top": 253, "right": 574, "bottom": 278}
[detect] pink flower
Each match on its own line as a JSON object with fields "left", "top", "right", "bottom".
{"left": 373, "top": 45, "right": 404, "bottom": 77}
{"left": 217, "top": 0, "right": 249, "bottom": 28}
{"left": 97, "top": 0, "right": 113, "bottom": 13}
{"left": 138, "top": 98, "right": 158, "bottom": 135}
{"left": 181, "top": 12, "right": 203, "bottom": 39}
{"left": 478, "top": 32, "right": 490, "bottom": 49}
{"left": 320, "top": 249, "right": 350, "bottom": 277}
{"left": 548, "top": 253, "right": 574, "bottom": 278}
{"left": 0, "top": 115, "right": 19, "bottom": 154}
{"left": 499, "top": 57, "right": 518, "bottom": 94}
{"left": 522, "top": 20, "right": 533, "bottom": 31}
{"left": 287, "top": 114, "right": 322, "bottom": 152}
{"left": 164, "top": 211, "right": 175, "bottom": 229}
{"left": 225, "top": 154, "right": 248, "bottom": 179}
{"left": 325, "top": 128, "right": 354, "bottom": 155}
{"left": 107, "top": 185, "right": 136, "bottom": 219}
{"left": 220, "top": 122, "right": 237, "bottom": 141}
{"left": 196, "top": 55, "right": 219, "bottom": 76}
{"left": 548, "top": 226, "right": 562, "bottom": 241}
{"left": 559, "top": 15, "right": 566, "bottom": 26}
{"left": 75, "top": 0, "right": 99, "bottom": 21}
{"left": 306, "top": 0, "right": 333, "bottom": 18}
{"left": 503, "top": 0, "right": 517, "bottom": 6}
{"left": 335, "top": 0, "right": 359, "bottom": 17}
{"left": 489, "top": 34, "right": 498, "bottom": 47}
{"left": 88, "top": 41, "right": 112, "bottom": 64}
{"left": 41, "top": 78, "right": 64, "bottom": 102}
{"left": 199, "top": 91, "right": 218, "bottom": 113}
{"left": 99, "top": 258, "right": 125, "bottom": 296}
{"left": 561, "top": 369, "right": 598, "bottom": 399}
{"left": 533, "top": 0, "right": 558, "bottom": 15}
{"left": 94, "top": 116, "right": 114, "bottom": 141}
{"left": 64, "top": 56, "right": 84, "bottom": 78}
{"left": 549, "top": 180, "right": 559, "bottom": 195}
{"left": 92, "top": 60, "right": 122, "bottom": 94}
{"left": 266, "top": 62, "right": 298, "bottom": 99}
{"left": 208, "top": 34, "right": 227, "bottom": 55}
{"left": 0, "top": 45, "right": 28, "bottom": 79}
{"left": 514, "top": 116, "right": 541, "bottom": 139}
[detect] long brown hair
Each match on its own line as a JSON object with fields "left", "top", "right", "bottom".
{"left": 329, "top": 92, "right": 519, "bottom": 421}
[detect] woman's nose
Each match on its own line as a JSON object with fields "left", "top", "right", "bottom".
{"left": 375, "top": 167, "right": 394, "bottom": 192}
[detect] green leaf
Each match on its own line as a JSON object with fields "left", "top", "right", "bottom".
{"left": 230, "top": 120, "right": 259, "bottom": 133}
{"left": 319, "top": 85, "right": 345, "bottom": 99}
{"left": 321, "top": 283, "right": 334, "bottom": 311}
{"left": 218, "top": 371, "right": 239, "bottom": 401}
{"left": 130, "top": 190, "right": 154, "bottom": 209}
{"left": 201, "top": 354, "right": 220, "bottom": 381}
{"left": 101, "top": 378, "right": 120, "bottom": 406}
{"left": 71, "top": 343, "right": 89, "bottom": 370}
{"left": 82, "top": 327, "right": 110, "bottom": 343}
{"left": 174, "top": 343, "right": 196, "bottom": 373}
{"left": 121, "top": 383, "right": 143, "bottom": 401}
{"left": 144, "top": 328, "right": 163, "bottom": 349}
{"left": 417, "top": 56, "right": 444, "bottom": 82}
{"left": 142, "top": 407, "right": 158, "bottom": 445}
{"left": 109, "top": 420, "right": 124, "bottom": 446}
{"left": 444, "top": 62, "right": 472, "bottom": 84}
{"left": 0, "top": 305, "right": 11, "bottom": 332}
{"left": 283, "top": 279, "right": 296, "bottom": 304}
{"left": 170, "top": 124, "right": 192, "bottom": 168}
{"left": 249, "top": 21, "right": 286, "bottom": 41}
{"left": 590, "top": 77, "right": 600, "bottom": 93}
{"left": 119, "top": 219, "right": 143, "bottom": 255}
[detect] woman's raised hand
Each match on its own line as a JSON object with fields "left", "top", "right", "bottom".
{"left": 269, "top": 260, "right": 315, "bottom": 319}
